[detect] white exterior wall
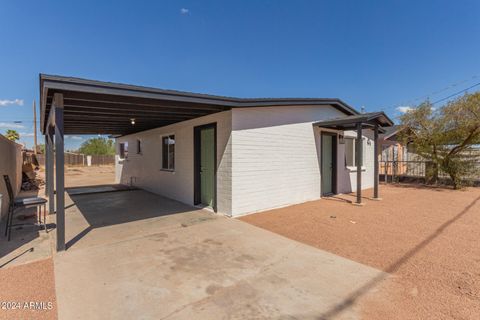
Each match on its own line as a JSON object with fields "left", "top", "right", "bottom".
{"left": 115, "top": 110, "right": 232, "bottom": 215}
{"left": 336, "top": 130, "right": 375, "bottom": 194}
{"left": 230, "top": 106, "right": 375, "bottom": 216}
{"left": 115, "top": 105, "right": 376, "bottom": 218}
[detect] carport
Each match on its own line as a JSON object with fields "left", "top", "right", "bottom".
{"left": 40, "top": 74, "right": 358, "bottom": 251}
{"left": 40, "top": 75, "right": 229, "bottom": 251}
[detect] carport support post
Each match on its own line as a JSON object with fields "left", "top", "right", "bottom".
{"left": 46, "top": 125, "right": 55, "bottom": 213}
{"left": 44, "top": 134, "right": 49, "bottom": 196}
{"left": 373, "top": 124, "right": 380, "bottom": 199}
{"left": 54, "top": 93, "right": 66, "bottom": 252}
{"left": 356, "top": 122, "right": 362, "bottom": 204}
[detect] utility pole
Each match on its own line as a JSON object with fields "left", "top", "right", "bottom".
{"left": 33, "top": 100, "right": 38, "bottom": 154}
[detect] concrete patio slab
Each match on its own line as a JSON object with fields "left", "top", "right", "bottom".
{"left": 54, "top": 190, "right": 384, "bottom": 320}
{"left": 62, "top": 189, "right": 217, "bottom": 250}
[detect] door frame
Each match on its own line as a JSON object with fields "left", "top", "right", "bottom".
{"left": 320, "top": 132, "right": 337, "bottom": 196}
{"left": 194, "top": 122, "right": 217, "bottom": 212}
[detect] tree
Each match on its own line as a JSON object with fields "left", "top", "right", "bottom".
{"left": 37, "top": 144, "right": 45, "bottom": 154}
{"left": 5, "top": 129, "right": 20, "bottom": 142}
{"left": 400, "top": 92, "right": 480, "bottom": 189}
{"left": 78, "top": 137, "right": 115, "bottom": 155}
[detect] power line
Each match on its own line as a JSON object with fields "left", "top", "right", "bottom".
{"left": 431, "top": 81, "right": 480, "bottom": 105}
{"left": 394, "top": 74, "right": 479, "bottom": 108}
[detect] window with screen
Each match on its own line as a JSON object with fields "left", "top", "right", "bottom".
{"left": 345, "top": 137, "right": 365, "bottom": 167}
{"left": 162, "top": 135, "right": 175, "bottom": 170}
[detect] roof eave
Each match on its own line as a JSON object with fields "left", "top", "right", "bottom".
{"left": 39, "top": 73, "right": 361, "bottom": 134}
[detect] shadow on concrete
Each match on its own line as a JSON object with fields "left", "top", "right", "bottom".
{"left": 0, "top": 247, "right": 34, "bottom": 268}
{"left": 0, "top": 184, "right": 49, "bottom": 266}
{"left": 318, "top": 195, "right": 480, "bottom": 319}
{"left": 65, "top": 187, "right": 198, "bottom": 250}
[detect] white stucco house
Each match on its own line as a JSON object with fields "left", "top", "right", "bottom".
{"left": 40, "top": 74, "right": 393, "bottom": 250}
{"left": 40, "top": 74, "right": 393, "bottom": 220}
{"left": 113, "top": 93, "right": 393, "bottom": 217}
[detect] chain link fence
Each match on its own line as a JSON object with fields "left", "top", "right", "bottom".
{"left": 380, "top": 160, "right": 480, "bottom": 185}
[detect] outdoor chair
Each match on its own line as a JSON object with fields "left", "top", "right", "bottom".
{"left": 3, "top": 175, "right": 47, "bottom": 241}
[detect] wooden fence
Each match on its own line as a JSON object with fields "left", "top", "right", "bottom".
{"left": 36, "top": 152, "right": 115, "bottom": 167}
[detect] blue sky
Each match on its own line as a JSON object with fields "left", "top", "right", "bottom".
{"left": 1, "top": 0, "right": 479, "bottom": 149}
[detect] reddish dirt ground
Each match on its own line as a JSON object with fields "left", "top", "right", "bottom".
{"left": 240, "top": 184, "right": 480, "bottom": 319}
{"left": 0, "top": 258, "right": 57, "bottom": 320}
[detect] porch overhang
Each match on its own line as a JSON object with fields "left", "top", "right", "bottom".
{"left": 314, "top": 112, "right": 394, "bottom": 206}
{"left": 312, "top": 112, "right": 394, "bottom": 133}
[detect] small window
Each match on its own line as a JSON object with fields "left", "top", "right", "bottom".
{"left": 119, "top": 142, "right": 128, "bottom": 159}
{"left": 162, "top": 135, "right": 175, "bottom": 170}
{"left": 136, "top": 139, "right": 142, "bottom": 154}
{"left": 345, "top": 137, "right": 365, "bottom": 167}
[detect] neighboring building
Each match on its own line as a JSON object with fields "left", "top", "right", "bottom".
{"left": 378, "top": 125, "right": 412, "bottom": 175}
{"left": 379, "top": 125, "right": 409, "bottom": 161}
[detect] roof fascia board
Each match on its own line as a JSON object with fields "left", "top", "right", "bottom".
{"left": 42, "top": 79, "right": 357, "bottom": 112}
{"left": 41, "top": 80, "right": 233, "bottom": 107}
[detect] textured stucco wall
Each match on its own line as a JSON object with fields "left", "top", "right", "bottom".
{"left": 0, "top": 135, "right": 23, "bottom": 219}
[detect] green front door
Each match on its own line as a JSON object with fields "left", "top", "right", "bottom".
{"left": 200, "top": 127, "right": 215, "bottom": 207}
{"left": 321, "top": 134, "right": 335, "bottom": 195}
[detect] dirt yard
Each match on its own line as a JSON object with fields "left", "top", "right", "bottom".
{"left": 59, "top": 165, "right": 115, "bottom": 187}
{"left": 0, "top": 258, "right": 57, "bottom": 320}
{"left": 240, "top": 184, "right": 480, "bottom": 319}
{"left": 0, "top": 166, "right": 115, "bottom": 320}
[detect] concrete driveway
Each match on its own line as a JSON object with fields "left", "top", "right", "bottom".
{"left": 54, "top": 189, "right": 383, "bottom": 320}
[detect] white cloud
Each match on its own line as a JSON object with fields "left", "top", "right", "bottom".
{"left": 0, "top": 99, "right": 24, "bottom": 107}
{"left": 180, "top": 8, "right": 189, "bottom": 14}
{"left": 19, "top": 132, "right": 34, "bottom": 137}
{"left": 0, "top": 122, "right": 26, "bottom": 129}
{"left": 396, "top": 106, "right": 413, "bottom": 113}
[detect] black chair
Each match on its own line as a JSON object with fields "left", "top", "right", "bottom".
{"left": 3, "top": 175, "right": 47, "bottom": 241}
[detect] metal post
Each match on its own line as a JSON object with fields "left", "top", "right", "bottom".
{"left": 47, "top": 125, "right": 55, "bottom": 213}
{"left": 373, "top": 124, "right": 380, "bottom": 199}
{"left": 45, "top": 134, "right": 49, "bottom": 196}
{"left": 356, "top": 122, "right": 362, "bottom": 204}
{"left": 54, "top": 93, "right": 66, "bottom": 252}
{"left": 33, "top": 100, "right": 38, "bottom": 154}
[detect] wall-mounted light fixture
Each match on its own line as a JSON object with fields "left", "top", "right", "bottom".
{"left": 130, "top": 118, "right": 136, "bottom": 125}
{"left": 339, "top": 134, "right": 345, "bottom": 144}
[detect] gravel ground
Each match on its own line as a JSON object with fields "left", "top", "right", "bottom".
{"left": 240, "top": 184, "right": 480, "bottom": 319}
{"left": 0, "top": 258, "right": 57, "bottom": 320}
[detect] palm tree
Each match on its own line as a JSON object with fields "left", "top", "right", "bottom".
{"left": 6, "top": 129, "right": 20, "bottom": 142}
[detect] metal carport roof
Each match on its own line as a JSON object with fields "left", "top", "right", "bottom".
{"left": 40, "top": 74, "right": 359, "bottom": 136}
